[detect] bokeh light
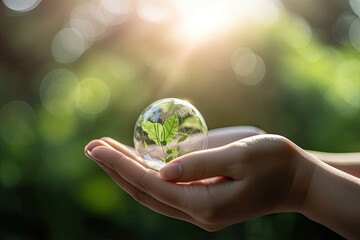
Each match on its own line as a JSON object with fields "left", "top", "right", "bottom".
{"left": 231, "top": 47, "right": 266, "bottom": 85}
{"left": 2, "top": 0, "right": 41, "bottom": 12}
{"left": 69, "top": 18, "right": 96, "bottom": 43}
{"left": 52, "top": 28, "right": 87, "bottom": 64}
{"left": 332, "top": 12, "right": 357, "bottom": 46}
{"left": 98, "top": 0, "right": 133, "bottom": 26}
{"left": 350, "top": 0, "right": 360, "bottom": 18}
{"left": 334, "top": 59, "right": 360, "bottom": 109}
{"left": 70, "top": 3, "right": 106, "bottom": 40}
{"left": 77, "top": 78, "right": 110, "bottom": 115}
{"left": 350, "top": 18, "right": 360, "bottom": 52}
{"left": 39, "top": 69, "right": 80, "bottom": 116}
{"left": 95, "top": 0, "right": 130, "bottom": 26}
{"left": 2, "top": 0, "right": 360, "bottom": 239}
{"left": 100, "top": 0, "right": 133, "bottom": 15}
{"left": 136, "top": 0, "right": 173, "bottom": 22}
{"left": 286, "top": 16, "right": 312, "bottom": 49}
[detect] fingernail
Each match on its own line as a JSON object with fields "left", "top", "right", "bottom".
{"left": 160, "top": 163, "right": 182, "bottom": 180}
{"left": 86, "top": 150, "right": 105, "bottom": 168}
{"left": 86, "top": 150, "right": 95, "bottom": 159}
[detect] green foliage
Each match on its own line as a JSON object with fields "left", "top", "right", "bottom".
{"left": 1, "top": 3, "right": 356, "bottom": 238}
{"left": 163, "top": 114, "right": 179, "bottom": 145}
{"left": 141, "top": 114, "right": 179, "bottom": 147}
{"left": 141, "top": 114, "right": 183, "bottom": 162}
{"left": 141, "top": 121, "right": 165, "bottom": 146}
{"left": 181, "top": 116, "right": 206, "bottom": 132}
{"left": 164, "top": 147, "right": 181, "bottom": 163}
{"left": 177, "top": 135, "right": 188, "bottom": 143}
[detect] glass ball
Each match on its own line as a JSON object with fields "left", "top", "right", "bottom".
{"left": 134, "top": 98, "right": 208, "bottom": 171}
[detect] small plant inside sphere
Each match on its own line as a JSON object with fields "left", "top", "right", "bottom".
{"left": 134, "top": 98, "right": 208, "bottom": 171}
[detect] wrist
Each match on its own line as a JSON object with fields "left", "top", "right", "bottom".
{"left": 284, "top": 149, "right": 318, "bottom": 213}
{"left": 298, "top": 157, "right": 360, "bottom": 239}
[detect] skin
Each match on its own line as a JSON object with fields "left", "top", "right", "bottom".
{"left": 307, "top": 151, "right": 360, "bottom": 178}
{"left": 85, "top": 127, "right": 360, "bottom": 239}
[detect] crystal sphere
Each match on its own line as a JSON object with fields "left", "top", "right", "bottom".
{"left": 134, "top": 98, "right": 208, "bottom": 171}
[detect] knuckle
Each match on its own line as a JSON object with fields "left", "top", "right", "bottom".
{"left": 271, "top": 134, "right": 290, "bottom": 144}
{"left": 253, "top": 134, "right": 295, "bottom": 152}
{"left": 114, "top": 152, "right": 125, "bottom": 162}
{"left": 230, "top": 141, "right": 251, "bottom": 164}
{"left": 248, "top": 126, "right": 266, "bottom": 135}
{"left": 199, "top": 161, "right": 210, "bottom": 180}
{"left": 269, "top": 135, "right": 296, "bottom": 154}
{"left": 230, "top": 134, "right": 296, "bottom": 162}
{"left": 267, "top": 134, "right": 289, "bottom": 144}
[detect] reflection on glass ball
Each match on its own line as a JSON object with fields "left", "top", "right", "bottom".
{"left": 134, "top": 98, "right": 208, "bottom": 171}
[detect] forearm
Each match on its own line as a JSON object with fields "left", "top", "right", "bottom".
{"left": 301, "top": 160, "right": 360, "bottom": 240}
{"left": 307, "top": 151, "right": 360, "bottom": 178}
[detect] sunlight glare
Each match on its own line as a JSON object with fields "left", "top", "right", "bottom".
{"left": 172, "top": 0, "right": 281, "bottom": 43}
{"left": 173, "top": 0, "right": 234, "bottom": 42}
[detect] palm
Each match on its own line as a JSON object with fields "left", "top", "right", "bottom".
{"left": 84, "top": 127, "right": 269, "bottom": 230}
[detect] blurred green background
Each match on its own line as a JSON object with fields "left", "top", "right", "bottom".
{"left": 1, "top": 0, "right": 359, "bottom": 239}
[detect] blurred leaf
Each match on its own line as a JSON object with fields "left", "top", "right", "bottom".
{"left": 177, "top": 135, "right": 188, "bottom": 144}
{"left": 181, "top": 116, "right": 206, "bottom": 132}
{"left": 165, "top": 155, "right": 175, "bottom": 163}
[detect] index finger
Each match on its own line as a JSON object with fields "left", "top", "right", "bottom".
{"left": 89, "top": 146, "right": 209, "bottom": 210}
{"left": 100, "top": 137, "right": 140, "bottom": 161}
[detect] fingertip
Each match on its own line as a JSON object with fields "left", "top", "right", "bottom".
{"left": 85, "top": 144, "right": 109, "bottom": 168}
{"left": 84, "top": 139, "right": 97, "bottom": 155}
{"left": 160, "top": 162, "right": 182, "bottom": 181}
{"left": 91, "top": 145, "right": 121, "bottom": 162}
{"left": 85, "top": 140, "right": 117, "bottom": 166}
{"left": 86, "top": 149, "right": 101, "bottom": 166}
{"left": 101, "top": 137, "right": 126, "bottom": 149}
{"left": 86, "top": 149, "right": 94, "bottom": 158}
{"left": 84, "top": 144, "right": 89, "bottom": 154}
{"left": 255, "top": 127, "right": 267, "bottom": 135}
{"left": 101, "top": 137, "right": 122, "bottom": 148}
{"left": 86, "top": 139, "right": 113, "bottom": 152}
{"left": 91, "top": 145, "right": 113, "bottom": 153}
{"left": 100, "top": 136, "right": 113, "bottom": 141}
{"left": 85, "top": 139, "right": 99, "bottom": 151}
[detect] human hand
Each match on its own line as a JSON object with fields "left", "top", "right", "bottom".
{"left": 85, "top": 134, "right": 315, "bottom": 231}
{"left": 207, "top": 126, "right": 265, "bottom": 148}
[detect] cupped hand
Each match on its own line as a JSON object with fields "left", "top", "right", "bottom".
{"left": 84, "top": 132, "right": 315, "bottom": 231}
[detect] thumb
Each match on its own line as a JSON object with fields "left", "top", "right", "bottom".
{"left": 160, "top": 143, "right": 241, "bottom": 182}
